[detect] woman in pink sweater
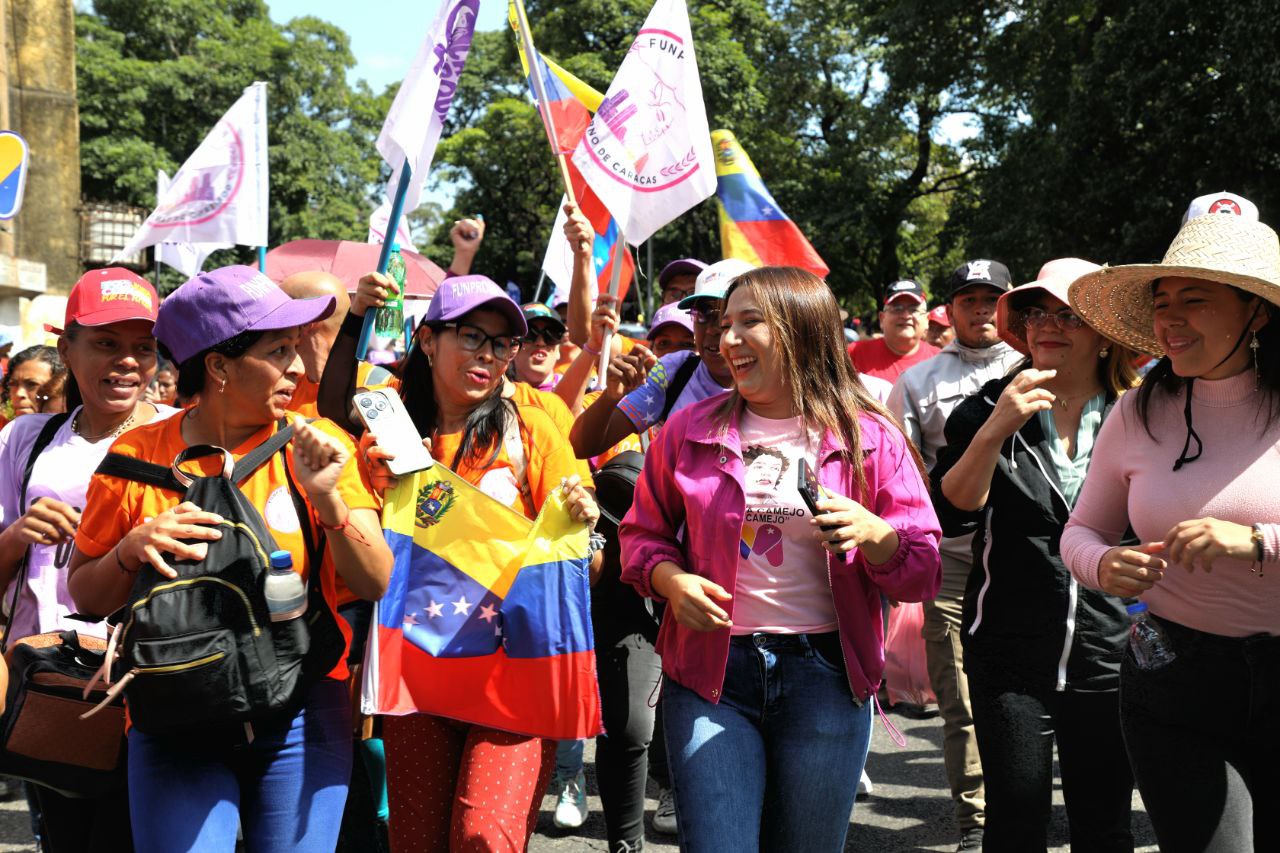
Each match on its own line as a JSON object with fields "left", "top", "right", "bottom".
{"left": 1062, "top": 212, "right": 1280, "bottom": 853}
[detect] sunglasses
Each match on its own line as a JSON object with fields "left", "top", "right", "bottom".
{"left": 688, "top": 304, "right": 722, "bottom": 326}
{"left": 522, "top": 326, "right": 564, "bottom": 347}
{"left": 440, "top": 322, "right": 522, "bottom": 361}
{"left": 1020, "top": 307, "right": 1086, "bottom": 332}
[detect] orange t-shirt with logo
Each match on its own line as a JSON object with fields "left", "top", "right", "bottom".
{"left": 289, "top": 376, "right": 320, "bottom": 420}
{"left": 428, "top": 401, "right": 588, "bottom": 521}
{"left": 75, "top": 412, "right": 381, "bottom": 682}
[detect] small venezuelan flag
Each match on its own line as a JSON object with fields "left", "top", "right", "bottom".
{"left": 363, "top": 462, "right": 602, "bottom": 740}
{"left": 713, "top": 129, "right": 829, "bottom": 278}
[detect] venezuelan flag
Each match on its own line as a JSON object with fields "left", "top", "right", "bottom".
{"left": 713, "top": 129, "right": 829, "bottom": 278}
{"left": 509, "top": 1, "right": 634, "bottom": 300}
{"left": 362, "top": 462, "right": 602, "bottom": 740}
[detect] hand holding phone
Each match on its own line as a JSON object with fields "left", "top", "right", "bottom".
{"left": 797, "top": 458, "right": 840, "bottom": 532}
{"left": 354, "top": 389, "right": 434, "bottom": 476}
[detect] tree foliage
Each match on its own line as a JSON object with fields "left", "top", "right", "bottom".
{"left": 77, "top": 0, "right": 391, "bottom": 265}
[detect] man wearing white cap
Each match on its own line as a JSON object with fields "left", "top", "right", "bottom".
{"left": 571, "top": 259, "right": 751, "bottom": 460}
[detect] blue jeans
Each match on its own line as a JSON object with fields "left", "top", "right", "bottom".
{"left": 662, "top": 633, "right": 873, "bottom": 853}
{"left": 555, "top": 738, "right": 585, "bottom": 781}
{"left": 128, "top": 679, "right": 353, "bottom": 853}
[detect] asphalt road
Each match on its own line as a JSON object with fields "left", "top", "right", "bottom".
{"left": 0, "top": 706, "right": 1158, "bottom": 851}
{"left": 530, "top": 705, "right": 1158, "bottom": 852}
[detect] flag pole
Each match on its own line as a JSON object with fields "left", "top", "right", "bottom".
{"left": 257, "top": 246, "right": 267, "bottom": 272}
{"left": 511, "top": 0, "right": 577, "bottom": 207}
{"left": 358, "top": 161, "right": 412, "bottom": 360}
{"left": 598, "top": 234, "right": 627, "bottom": 381}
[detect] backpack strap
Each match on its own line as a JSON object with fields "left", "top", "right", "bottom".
{"left": 95, "top": 453, "right": 186, "bottom": 492}
{"left": 2, "top": 412, "right": 72, "bottom": 653}
{"left": 233, "top": 423, "right": 296, "bottom": 484}
{"left": 657, "top": 355, "right": 701, "bottom": 425}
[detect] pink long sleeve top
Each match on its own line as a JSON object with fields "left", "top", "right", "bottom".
{"left": 1062, "top": 370, "right": 1280, "bottom": 637}
{"left": 619, "top": 394, "right": 942, "bottom": 704}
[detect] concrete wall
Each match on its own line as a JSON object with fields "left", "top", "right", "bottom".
{"left": 7, "top": 0, "right": 80, "bottom": 295}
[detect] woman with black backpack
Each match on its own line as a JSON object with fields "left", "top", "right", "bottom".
{"left": 0, "top": 268, "right": 173, "bottom": 852}
{"left": 68, "top": 265, "right": 392, "bottom": 853}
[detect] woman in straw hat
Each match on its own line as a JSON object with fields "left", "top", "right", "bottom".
{"left": 1061, "top": 213, "right": 1280, "bottom": 852}
{"left": 932, "top": 258, "right": 1139, "bottom": 852}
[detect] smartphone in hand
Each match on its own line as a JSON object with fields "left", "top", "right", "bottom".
{"left": 353, "top": 389, "right": 434, "bottom": 476}
{"left": 797, "top": 458, "right": 839, "bottom": 532}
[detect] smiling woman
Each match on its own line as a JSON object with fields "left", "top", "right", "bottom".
{"left": 0, "top": 267, "right": 169, "bottom": 852}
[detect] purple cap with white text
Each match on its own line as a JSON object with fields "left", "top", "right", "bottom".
{"left": 155, "top": 265, "right": 335, "bottom": 364}
{"left": 423, "top": 275, "right": 527, "bottom": 336}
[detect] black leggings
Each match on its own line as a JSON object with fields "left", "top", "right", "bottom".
{"left": 592, "top": 576, "right": 661, "bottom": 850}
{"left": 1120, "top": 616, "right": 1280, "bottom": 853}
{"left": 969, "top": 659, "right": 1134, "bottom": 852}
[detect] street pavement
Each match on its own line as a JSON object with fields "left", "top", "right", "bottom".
{"left": 531, "top": 705, "right": 1158, "bottom": 852}
{"left": 0, "top": 706, "right": 1158, "bottom": 851}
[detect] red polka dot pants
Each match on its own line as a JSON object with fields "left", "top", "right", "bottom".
{"left": 384, "top": 714, "right": 556, "bottom": 852}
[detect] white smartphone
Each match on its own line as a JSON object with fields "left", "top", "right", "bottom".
{"left": 353, "top": 389, "right": 435, "bottom": 476}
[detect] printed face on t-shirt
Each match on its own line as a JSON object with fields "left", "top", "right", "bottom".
{"left": 744, "top": 445, "right": 789, "bottom": 496}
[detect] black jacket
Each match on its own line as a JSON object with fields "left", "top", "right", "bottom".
{"left": 930, "top": 370, "right": 1130, "bottom": 693}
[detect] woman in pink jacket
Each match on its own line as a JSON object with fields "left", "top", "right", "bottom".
{"left": 619, "top": 267, "right": 942, "bottom": 852}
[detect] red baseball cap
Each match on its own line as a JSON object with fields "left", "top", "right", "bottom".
{"left": 46, "top": 267, "right": 160, "bottom": 335}
{"left": 928, "top": 305, "right": 951, "bottom": 327}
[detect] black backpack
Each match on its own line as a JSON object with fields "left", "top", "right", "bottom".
{"left": 90, "top": 421, "right": 345, "bottom": 736}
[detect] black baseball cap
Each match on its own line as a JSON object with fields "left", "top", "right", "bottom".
{"left": 883, "top": 279, "right": 926, "bottom": 307}
{"left": 946, "top": 259, "right": 1013, "bottom": 300}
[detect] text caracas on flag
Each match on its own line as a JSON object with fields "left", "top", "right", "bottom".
{"left": 115, "top": 82, "right": 268, "bottom": 261}
{"left": 362, "top": 462, "right": 603, "bottom": 740}
{"left": 713, "top": 129, "right": 829, "bottom": 278}
{"left": 570, "top": 0, "right": 716, "bottom": 246}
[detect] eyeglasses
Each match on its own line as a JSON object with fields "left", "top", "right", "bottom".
{"left": 663, "top": 286, "right": 695, "bottom": 303}
{"left": 883, "top": 303, "right": 925, "bottom": 316}
{"left": 1020, "top": 307, "right": 1087, "bottom": 331}
{"left": 688, "top": 305, "right": 722, "bottom": 326}
{"left": 440, "top": 322, "right": 521, "bottom": 361}
{"left": 522, "top": 326, "right": 563, "bottom": 347}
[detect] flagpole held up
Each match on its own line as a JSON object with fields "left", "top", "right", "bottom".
{"left": 358, "top": 161, "right": 413, "bottom": 360}
{"left": 510, "top": 0, "right": 577, "bottom": 208}
{"left": 597, "top": 234, "right": 628, "bottom": 381}
{"left": 257, "top": 246, "right": 267, "bottom": 272}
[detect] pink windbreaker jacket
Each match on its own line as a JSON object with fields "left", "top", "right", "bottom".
{"left": 619, "top": 394, "right": 942, "bottom": 705}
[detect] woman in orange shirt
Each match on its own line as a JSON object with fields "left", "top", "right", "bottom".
{"left": 361, "top": 274, "right": 600, "bottom": 853}
{"left": 68, "top": 266, "right": 392, "bottom": 853}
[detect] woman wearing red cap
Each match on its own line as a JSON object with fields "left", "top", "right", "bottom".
{"left": 67, "top": 265, "right": 392, "bottom": 853}
{"left": 0, "top": 267, "right": 174, "bottom": 852}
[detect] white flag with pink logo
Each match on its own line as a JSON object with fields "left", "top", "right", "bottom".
{"left": 115, "top": 82, "right": 269, "bottom": 261}
{"left": 153, "top": 170, "right": 232, "bottom": 277}
{"left": 570, "top": 0, "right": 715, "bottom": 246}
{"left": 367, "top": 198, "right": 419, "bottom": 254}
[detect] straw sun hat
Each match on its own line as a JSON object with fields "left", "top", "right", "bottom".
{"left": 1067, "top": 215, "right": 1280, "bottom": 357}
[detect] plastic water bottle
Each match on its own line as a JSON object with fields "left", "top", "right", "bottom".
{"left": 264, "top": 550, "right": 307, "bottom": 622}
{"left": 1127, "top": 602, "right": 1175, "bottom": 671}
{"left": 374, "top": 245, "right": 406, "bottom": 340}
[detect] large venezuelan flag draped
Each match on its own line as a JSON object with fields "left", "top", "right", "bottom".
{"left": 713, "top": 129, "right": 829, "bottom": 278}
{"left": 363, "top": 462, "right": 602, "bottom": 740}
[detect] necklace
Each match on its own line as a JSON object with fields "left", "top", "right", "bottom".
{"left": 72, "top": 408, "right": 139, "bottom": 442}
{"left": 1052, "top": 387, "right": 1103, "bottom": 410}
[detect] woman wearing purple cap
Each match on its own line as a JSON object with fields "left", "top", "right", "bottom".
{"left": 67, "top": 266, "right": 393, "bottom": 853}
{"left": 933, "top": 259, "right": 1139, "bottom": 851}
{"left": 0, "top": 267, "right": 172, "bottom": 852}
{"left": 349, "top": 274, "right": 600, "bottom": 853}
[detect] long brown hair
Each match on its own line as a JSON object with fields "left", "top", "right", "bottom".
{"left": 714, "top": 267, "right": 926, "bottom": 499}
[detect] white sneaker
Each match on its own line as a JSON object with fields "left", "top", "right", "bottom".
{"left": 652, "top": 787, "right": 678, "bottom": 835}
{"left": 858, "top": 768, "right": 873, "bottom": 798}
{"left": 553, "top": 770, "right": 588, "bottom": 830}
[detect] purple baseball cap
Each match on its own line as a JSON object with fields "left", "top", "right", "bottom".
{"left": 658, "top": 258, "right": 707, "bottom": 286}
{"left": 648, "top": 302, "right": 694, "bottom": 338}
{"left": 423, "top": 275, "right": 527, "bottom": 336}
{"left": 155, "top": 265, "right": 336, "bottom": 364}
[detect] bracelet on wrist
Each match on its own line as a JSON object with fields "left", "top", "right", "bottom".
{"left": 583, "top": 341, "right": 601, "bottom": 357}
{"left": 113, "top": 543, "right": 137, "bottom": 576}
